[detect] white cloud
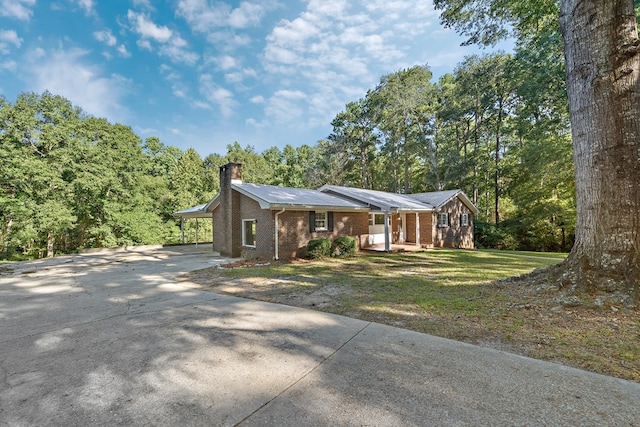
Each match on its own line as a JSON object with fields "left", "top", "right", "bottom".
{"left": 257, "top": 0, "right": 448, "bottom": 131}
{"left": 117, "top": 44, "right": 131, "bottom": 57}
{"left": 263, "top": 89, "right": 307, "bottom": 124}
{"left": 176, "top": 0, "right": 275, "bottom": 33}
{"left": 228, "top": 2, "right": 266, "bottom": 28}
{"left": 224, "top": 67, "right": 256, "bottom": 84}
{"left": 199, "top": 73, "right": 237, "bottom": 118}
{"left": 24, "top": 48, "right": 131, "bottom": 122}
{"left": 191, "top": 100, "right": 210, "bottom": 109}
{"left": 307, "top": 0, "right": 348, "bottom": 16}
{"left": 93, "top": 29, "right": 117, "bottom": 46}
{"left": 175, "top": 0, "right": 230, "bottom": 32}
{"left": 137, "top": 39, "right": 152, "bottom": 50}
{"left": 215, "top": 55, "right": 237, "bottom": 70}
{"left": 127, "top": 10, "right": 172, "bottom": 42}
{"left": 132, "top": 0, "right": 154, "bottom": 10}
{"left": 158, "top": 35, "right": 199, "bottom": 65}
{"left": 73, "top": 0, "right": 95, "bottom": 15}
{"left": 0, "top": 59, "right": 17, "bottom": 71}
{"left": 127, "top": 10, "right": 198, "bottom": 65}
{"left": 0, "top": 30, "right": 22, "bottom": 54}
{"left": 160, "top": 65, "right": 190, "bottom": 98}
{"left": 250, "top": 95, "right": 264, "bottom": 104}
{"left": 0, "top": 0, "right": 36, "bottom": 21}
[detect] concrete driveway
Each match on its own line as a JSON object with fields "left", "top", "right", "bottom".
{"left": 1, "top": 245, "right": 638, "bottom": 426}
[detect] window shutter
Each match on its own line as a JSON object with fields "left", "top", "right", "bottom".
{"left": 448, "top": 213, "right": 451, "bottom": 227}
{"left": 309, "top": 211, "right": 316, "bottom": 233}
{"left": 328, "top": 212, "right": 334, "bottom": 231}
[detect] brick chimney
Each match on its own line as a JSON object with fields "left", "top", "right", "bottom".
{"left": 218, "top": 163, "right": 242, "bottom": 257}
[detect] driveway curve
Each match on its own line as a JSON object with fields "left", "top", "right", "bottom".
{"left": 1, "top": 245, "right": 638, "bottom": 426}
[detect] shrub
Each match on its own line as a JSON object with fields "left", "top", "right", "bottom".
{"left": 331, "top": 236, "right": 357, "bottom": 257}
{"left": 307, "top": 238, "right": 331, "bottom": 259}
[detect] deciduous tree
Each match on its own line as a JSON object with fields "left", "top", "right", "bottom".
{"left": 435, "top": 0, "right": 640, "bottom": 305}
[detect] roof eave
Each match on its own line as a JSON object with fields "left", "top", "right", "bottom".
{"left": 396, "top": 208, "right": 434, "bottom": 213}
{"left": 269, "top": 204, "right": 369, "bottom": 212}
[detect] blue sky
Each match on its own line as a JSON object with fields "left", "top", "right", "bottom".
{"left": 0, "top": 0, "right": 509, "bottom": 157}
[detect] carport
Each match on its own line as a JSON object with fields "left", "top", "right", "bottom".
{"left": 173, "top": 203, "right": 212, "bottom": 246}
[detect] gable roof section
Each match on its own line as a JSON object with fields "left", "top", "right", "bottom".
{"left": 408, "top": 189, "right": 479, "bottom": 214}
{"left": 319, "top": 185, "right": 433, "bottom": 212}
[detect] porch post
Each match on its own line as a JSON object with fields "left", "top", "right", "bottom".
{"left": 181, "top": 218, "right": 185, "bottom": 244}
{"left": 415, "top": 212, "right": 420, "bottom": 247}
{"left": 195, "top": 218, "right": 199, "bottom": 248}
{"left": 384, "top": 212, "right": 390, "bottom": 252}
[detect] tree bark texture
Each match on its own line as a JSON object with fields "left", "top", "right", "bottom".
{"left": 559, "top": 0, "right": 640, "bottom": 304}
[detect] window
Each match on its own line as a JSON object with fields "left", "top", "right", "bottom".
{"left": 315, "top": 211, "right": 327, "bottom": 231}
{"left": 369, "top": 213, "right": 386, "bottom": 226}
{"left": 437, "top": 212, "right": 449, "bottom": 227}
{"left": 460, "top": 213, "right": 469, "bottom": 227}
{"left": 310, "top": 211, "right": 333, "bottom": 232}
{"left": 242, "top": 219, "right": 256, "bottom": 247}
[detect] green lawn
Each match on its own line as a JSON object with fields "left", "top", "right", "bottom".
{"left": 186, "top": 249, "right": 640, "bottom": 382}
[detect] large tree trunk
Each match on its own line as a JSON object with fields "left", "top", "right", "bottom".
{"left": 558, "top": 0, "right": 640, "bottom": 305}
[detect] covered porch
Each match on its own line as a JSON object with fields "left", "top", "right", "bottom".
{"left": 367, "top": 211, "right": 433, "bottom": 252}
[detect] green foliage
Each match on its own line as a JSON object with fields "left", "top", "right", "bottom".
{"left": 224, "top": 142, "right": 272, "bottom": 184}
{"left": 263, "top": 144, "right": 320, "bottom": 188}
{"left": 434, "top": 0, "right": 560, "bottom": 46}
{"left": 307, "top": 238, "right": 331, "bottom": 259}
{"left": 474, "top": 219, "right": 515, "bottom": 250}
{"left": 0, "top": 92, "right": 205, "bottom": 259}
{"left": 331, "top": 236, "right": 357, "bottom": 257}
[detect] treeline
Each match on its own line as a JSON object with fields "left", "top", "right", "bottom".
{"left": 1, "top": 34, "right": 575, "bottom": 259}
{"left": 318, "top": 40, "right": 575, "bottom": 252}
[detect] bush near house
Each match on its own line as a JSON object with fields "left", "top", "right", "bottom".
{"left": 331, "top": 236, "right": 357, "bottom": 257}
{"left": 307, "top": 238, "right": 331, "bottom": 259}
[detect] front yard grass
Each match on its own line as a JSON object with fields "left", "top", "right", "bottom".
{"left": 183, "top": 249, "right": 640, "bottom": 382}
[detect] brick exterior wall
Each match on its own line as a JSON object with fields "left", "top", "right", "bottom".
{"left": 433, "top": 198, "right": 475, "bottom": 248}
{"left": 277, "top": 210, "right": 369, "bottom": 260}
{"left": 237, "top": 196, "right": 274, "bottom": 260}
{"left": 420, "top": 213, "right": 434, "bottom": 246}
{"left": 404, "top": 212, "right": 434, "bottom": 247}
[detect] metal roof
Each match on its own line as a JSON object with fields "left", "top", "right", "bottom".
{"left": 233, "top": 183, "right": 368, "bottom": 210}
{"left": 175, "top": 184, "right": 478, "bottom": 217}
{"left": 319, "top": 185, "right": 434, "bottom": 212}
{"left": 408, "top": 189, "right": 479, "bottom": 214}
{"left": 172, "top": 203, "right": 210, "bottom": 218}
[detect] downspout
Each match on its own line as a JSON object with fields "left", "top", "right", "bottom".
{"left": 274, "top": 208, "right": 285, "bottom": 260}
